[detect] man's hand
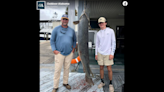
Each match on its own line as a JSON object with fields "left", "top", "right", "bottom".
{"left": 109, "top": 55, "right": 114, "bottom": 60}
{"left": 53, "top": 50, "right": 60, "bottom": 55}
{"left": 95, "top": 55, "right": 98, "bottom": 60}
{"left": 72, "top": 48, "right": 75, "bottom": 53}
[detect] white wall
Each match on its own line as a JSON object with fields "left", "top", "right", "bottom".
{"left": 75, "top": 25, "right": 78, "bottom": 32}
{"left": 52, "top": 21, "right": 61, "bottom": 29}
{"left": 89, "top": 30, "right": 97, "bottom": 44}
{"left": 40, "top": 5, "right": 69, "bottom": 20}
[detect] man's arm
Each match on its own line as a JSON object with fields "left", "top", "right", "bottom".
{"left": 95, "top": 33, "right": 99, "bottom": 60}
{"left": 50, "top": 28, "right": 57, "bottom": 52}
{"left": 110, "top": 29, "right": 116, "bottom": 56}
{"left": 72, "top": 30, "right": 77, "bottom": 53}
{"left": 95, "top": 33, "right": 99, "bottom": 55}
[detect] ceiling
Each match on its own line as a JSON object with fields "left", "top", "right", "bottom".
{"left": 40, "top": 0, "right": 124, "bottom": 19}
{"left": 87, "top": 0, "right": 124, "bottom": 19}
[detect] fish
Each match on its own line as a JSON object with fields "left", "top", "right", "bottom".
{"left": 75, "top": 9, "right": 94, "bottom": 86}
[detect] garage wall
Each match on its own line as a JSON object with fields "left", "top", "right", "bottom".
{"left": 107, "top": 19, "right": 124, "bottom": 34}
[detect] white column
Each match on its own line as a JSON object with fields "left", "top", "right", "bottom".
{"left": 74, "top": 0, "right": 78, "bottom": 32}
{"left": 68, "top": 0, "right": 75, "bottom": 30}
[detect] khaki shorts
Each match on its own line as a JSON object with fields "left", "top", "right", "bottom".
{"left": 97, "top": 52, "right": 114, "bottom": 66}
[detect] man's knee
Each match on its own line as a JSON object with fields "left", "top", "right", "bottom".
{"left": 108, "top": 69, "right": 111, "bottom": 72}
{"left": 100, "top": 65, "right": 104, "bottom": 70}
{"left": 107, "top": 66, "right": 112, "bottom": 72}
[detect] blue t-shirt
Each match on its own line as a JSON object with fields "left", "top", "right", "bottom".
{"left": 50, "top": 25, "right": 76, "bottom": 56}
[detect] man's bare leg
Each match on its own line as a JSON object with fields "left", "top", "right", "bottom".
{"left": 98, "top": 65, "right": 105, "bottom": 88}
{"left": 106, "top": 65, "right": 112, "bottom": 81}
{"left": 107, "top": 65, "right": 114, "bottom": 91}
{"left": 100, "top": 65, "right": 104, "bottom": 79}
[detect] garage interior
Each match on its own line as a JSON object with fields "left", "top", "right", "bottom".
{"left": 39, "top": 0, "right": 125, "bottom": 92}
{"left": 39, "top": 0, "right": 124, "bottom": 65}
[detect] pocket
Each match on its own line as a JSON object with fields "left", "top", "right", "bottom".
{"left": 71, "top": 51, "right": 74, "bottom": 56}
{"left": 97, "top": 52, "right": 101, "bottom": 61}
{"left": 54, "top": 54, "right": 58, "bottom": 63}
{"left": 55, "top": 52, "right": 60, "bottom": 56}
{"left": 55, "top": 53, "right": 60, "bottom": 60}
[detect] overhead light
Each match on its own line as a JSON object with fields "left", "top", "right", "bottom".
{"left": 117, "top": 27, "right": 119, "bottom": 30}
{"left": 54, "top": 12, "right": 58, "bottom": 15}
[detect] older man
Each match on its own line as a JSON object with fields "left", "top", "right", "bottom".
{"left": 50, "top": 14, "right": 76, "bottom": 92}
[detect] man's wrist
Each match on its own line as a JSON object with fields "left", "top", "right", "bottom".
{"left": 110, "top": 52, "right": 114, "bottom": 55}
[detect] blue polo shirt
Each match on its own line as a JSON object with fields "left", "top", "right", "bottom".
{"left": 50, "top": 25, "right": 76, "bottom": 56}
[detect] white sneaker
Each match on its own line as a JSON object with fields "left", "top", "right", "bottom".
{"left": 109, "top": 84, "right": 114, "bottom": 92}
{"left": 98, "top": 82, "right": 105, "bottom": 88}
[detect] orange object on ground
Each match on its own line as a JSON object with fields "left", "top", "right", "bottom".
{"left": 71, "top": 56, "right": 80, "bottom": 64}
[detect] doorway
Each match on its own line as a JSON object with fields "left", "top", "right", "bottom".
{"left": 115, "top": 26, "right": 124, "bottom": 65}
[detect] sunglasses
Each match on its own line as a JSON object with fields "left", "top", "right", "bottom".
{"left": 60, "top": 30, "right": 66, "bottom": 34}
{"left": 63, "top": 19, "right": 68, "bottom": 20}
{"left": 60, "top": 28, "right": 67, "bottom": 34}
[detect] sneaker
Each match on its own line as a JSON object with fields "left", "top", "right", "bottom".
{"left": 109, "top": 84, "right": 114, "bottom": 92}
{"left": 52, "top": 88, "right": 58, "bottom": 92}
{"left": 63, "top": 84, "right": 71, "bottom": 89}
{"left": 98, "top": 82, "right": 105, "bottom": 88}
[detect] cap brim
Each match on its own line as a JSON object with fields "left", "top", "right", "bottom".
{"left": 61, "top": 17, "right": 69, "bottom": 19}
{"left": 98, "top": 20, "right": 105, "bottom": 23}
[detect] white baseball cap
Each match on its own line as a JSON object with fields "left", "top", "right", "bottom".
{"left": 98, "top": 17, "right": 106, "bottom": 23}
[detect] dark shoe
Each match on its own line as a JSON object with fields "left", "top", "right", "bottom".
{"left": 63, "top": 84, "right": 71, "bottom": 89}
{"left": 52, "top": 88, "right": 58, "bottom": 92}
